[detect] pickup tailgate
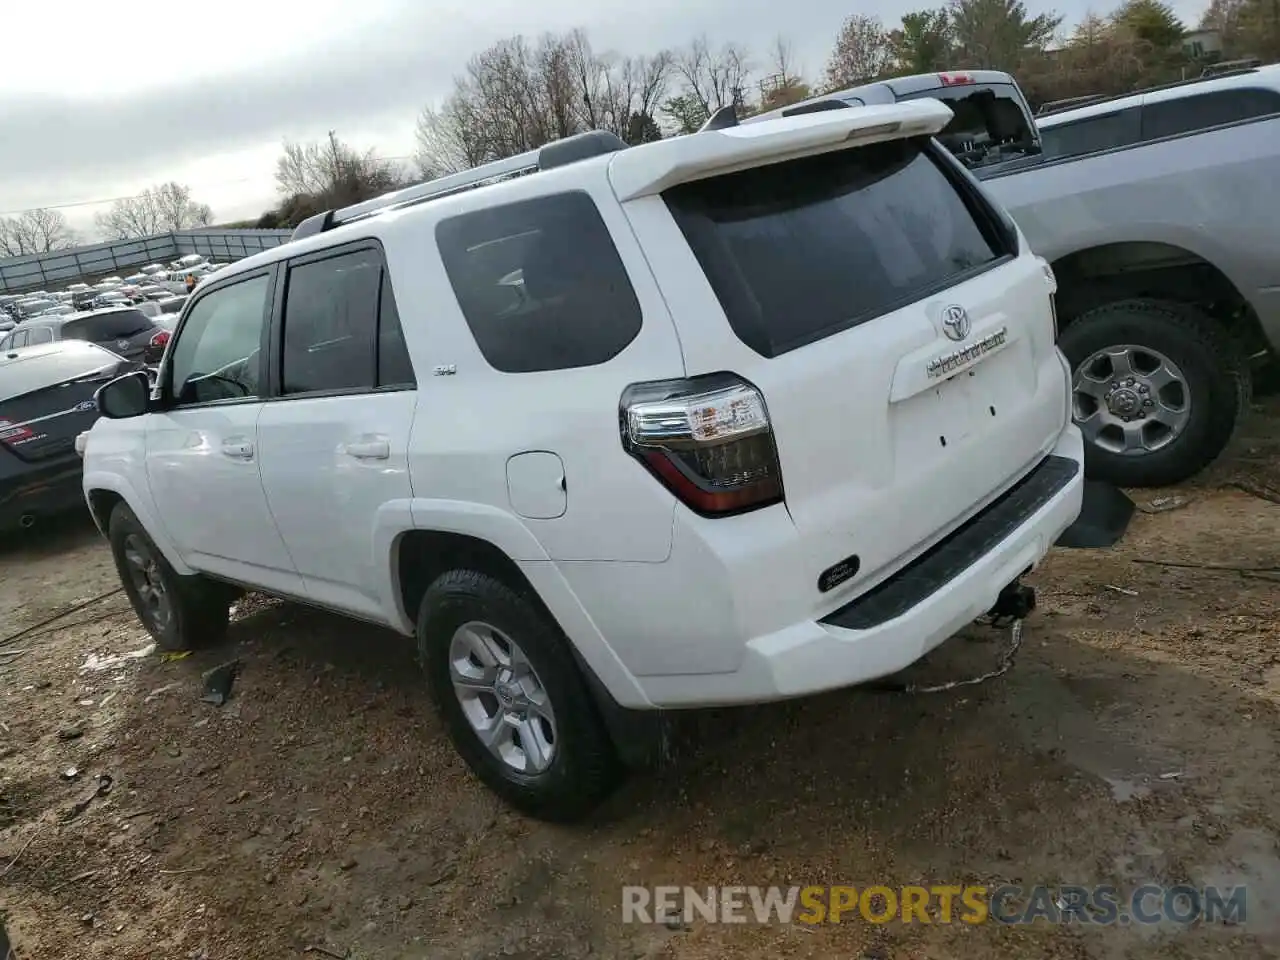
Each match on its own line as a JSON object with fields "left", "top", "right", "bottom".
{"left": 624, "top": 122, "right": 1066, "bottom": 603}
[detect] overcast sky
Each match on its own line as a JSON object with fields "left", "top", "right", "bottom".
{"left": 1, "top": 0, "right": 1209, "bottom": 239}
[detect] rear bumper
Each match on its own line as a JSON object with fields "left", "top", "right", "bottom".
{"left": 0, "top": 459, "right": 87, "bottom": 531}
{"left": 574, "top": 425, "right": 1083, "bottom": 709}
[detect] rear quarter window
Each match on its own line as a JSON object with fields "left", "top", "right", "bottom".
{"left": 664, "top": 136, "right": 1007, "bottom": 358}
{"left": 435, "top": 191, "right": 642, "bottom": 373}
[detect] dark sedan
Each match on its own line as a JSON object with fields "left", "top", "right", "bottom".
{"left": 0, "top": 340, "right": 147, "bottom": 532}
{"left": 0, "top": 306, "right": 171, "bottom": 365}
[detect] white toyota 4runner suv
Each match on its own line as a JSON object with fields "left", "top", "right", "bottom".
{"left": 82, "top": 99, "right": 1084, "bottom": 821}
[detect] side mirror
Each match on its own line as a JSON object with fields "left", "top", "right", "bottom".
{"left": 95, "top": 370, "right": 151, "bottom": 419}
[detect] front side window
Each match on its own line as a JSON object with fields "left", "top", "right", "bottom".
{"left": 436, "top": 191, "right": 643, "bottom": 373}
{"left": 168, "top": 274, "right": 270, "bottom": 405}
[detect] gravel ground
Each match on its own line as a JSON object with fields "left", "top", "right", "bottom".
{"left": 1, "top": 396, "right": 1277, "bottom": 960}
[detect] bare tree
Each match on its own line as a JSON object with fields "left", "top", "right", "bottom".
{"left": 825, "top": 15, "right": 895, "bottom": 90}
{"left": 672, "top": 34, "right": 753, "bottom": 120}
{"left": 759, "top": 35, "right": 811, "bottom": 111}
{"left": 275, "top": 131, "right": 405, "bottom": 213}
{"left": 414, "top": 30, "right": 673, "bottom": 177}
{"left": 94, "top": 182, "right": 213, "bottom": 240}
{"left": 0, "top": 208, "right": 78, "bottom": 256}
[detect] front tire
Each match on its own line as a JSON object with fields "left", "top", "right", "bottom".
{"left": 1057, "top": 298, "right": 1250, "bottom": 487}
{"left": 417, "top": 570, "right": 620, "bottom": 822}
{"left": 107, "top": 503, "right": 229, "bottom": 651}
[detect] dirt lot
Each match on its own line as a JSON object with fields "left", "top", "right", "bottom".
{"left": 2, "top": 400, "right": 1278, "bottom": 960}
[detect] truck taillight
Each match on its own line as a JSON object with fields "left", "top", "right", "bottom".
{"left": 938, "top": 72, "right": 974, "bottom": 86}
{"left": 620, "top": 373, "right": 784, "bottom": 516}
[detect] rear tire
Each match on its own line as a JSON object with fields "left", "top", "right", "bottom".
{"left": 1057, "top": 298, "right": 1250, "bottom": 487}
{"left": 417, "top": 569, "right": 620, "bottom": 822}
{"left": 108, "top": 503, "right": 229, "bottom": 651}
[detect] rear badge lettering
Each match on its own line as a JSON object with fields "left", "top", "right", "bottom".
{"left": 927, "top": 326, "right": 1008, "bottom": 380}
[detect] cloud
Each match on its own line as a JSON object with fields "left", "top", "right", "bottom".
{"left": 0, "top": 0, "right": 1210, "bottom": 230}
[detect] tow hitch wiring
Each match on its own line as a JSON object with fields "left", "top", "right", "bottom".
{"left": 865, "top": 581, "right": 1035, "bottom": 695}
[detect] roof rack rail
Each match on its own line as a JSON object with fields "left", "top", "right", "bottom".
{"left": 1035, "top": 66, "right": 1263, "bottom": 119}
{"left": 290, "top": 130, "right": 628, "bottom": 241}
{"left": 782, "top": 98, "right": 855, "bottom": 118}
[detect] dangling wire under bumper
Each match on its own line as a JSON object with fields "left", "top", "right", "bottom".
{"left": 867, "top": 580, "right": 1035, "bottom": 694}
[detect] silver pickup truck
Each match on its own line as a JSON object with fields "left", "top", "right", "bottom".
{"left": 753, "top": 68, "right": 1280, "bottom": 487}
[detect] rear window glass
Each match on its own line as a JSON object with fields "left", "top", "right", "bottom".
{"left": 899, "top": 83, "right": 1038, "bottom": 168}
{"left": 665, "top": 137, "right": 1003, "bottom": 358}
{"left": 436, "top": 191, "right": 642, "bottom": 373}
{"left": 63, "top": 310, "right": 153, "bottom": 341}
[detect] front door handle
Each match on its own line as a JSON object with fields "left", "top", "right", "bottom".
{"left": 220, "top": 438, "right": 254, "bottom": 460}
{"left": 343, "top": 437, "right": 390, "bottom": 460}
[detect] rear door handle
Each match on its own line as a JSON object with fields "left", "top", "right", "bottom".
{"left": 343, "top": 437, "right": 391, "bottom": 460}
{"left": 220, "top": 438, "right": 254, "bottom": 460}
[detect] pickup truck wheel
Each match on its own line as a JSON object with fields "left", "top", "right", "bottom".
{"left": 1058, "top": 299, "right": 1250, "bottom": 487}
{"left": 417, "top": 570, "right": 619, "bottom": 822}
{"left": 107, "top": 503, "right": 229, "bottom": 651}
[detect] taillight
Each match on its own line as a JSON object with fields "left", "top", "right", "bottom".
{"left": 938, "top": 72, "right": 974, "bottom": 86}
{"left": 620, "top": 373, "right": 784, "bottom": 516}
{"left": 149, "top": 330, "right": 170, "bottom": 349}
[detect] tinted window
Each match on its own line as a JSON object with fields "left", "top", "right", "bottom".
{"left": 1141, "top": 88, "right": 1280, "bottom": 140}
{"left": 1040, "top": 109, "right": 1138, "bottom": 159}
{"left": 281, "top": 249, "right": 381, "bottom": 394}
{"left": 665, "top": 137, "right": 1002, "bottom": 358}
{"left": 63, "top": 310, "right": 153, "bottom": 341}
{"left": 377, "top": 272, "right": 415, "bottom": 387}
{"left": 168, "top": 274, "right": 270, "bottom": 405}
{"left": 436, "top": 191, "right": 642, "bottom": 373}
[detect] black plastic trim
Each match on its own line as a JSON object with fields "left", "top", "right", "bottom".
{"left": 821, "top": 454, "right": 1079, "bottom": 631}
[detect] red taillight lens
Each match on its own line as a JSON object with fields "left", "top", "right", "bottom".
{"left": 938, "top": 72, "right": 974, "bottom": 86}
{"left": 620, "top": 373, "right": 784, "bottom": 517}
{"left": 149, "top": 330, "right": 170, "bottom": 349}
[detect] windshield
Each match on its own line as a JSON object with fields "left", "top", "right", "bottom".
{"left": 899, "top": 82, "right": 1040, "bottom": 169}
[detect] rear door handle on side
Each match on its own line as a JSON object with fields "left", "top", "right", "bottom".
{"left": 220, "top": 438, "right": 254, "bottom": 460}
{"left": 342, "top": 436, "right": 391, "bottom": 460}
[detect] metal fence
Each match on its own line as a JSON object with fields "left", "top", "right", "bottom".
{"left": 0, "top": 229, "right": 293, "bottom": 294}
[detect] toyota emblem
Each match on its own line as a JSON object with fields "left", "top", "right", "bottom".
{"left": 941, "top": 305, "right": 971, "bottom": 341}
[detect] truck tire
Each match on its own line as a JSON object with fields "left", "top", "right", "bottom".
{"left": 416, "top": 569, "right": 620, "bottom": 822}
{"left": 107, "top": 502, "right": 229, "bottom": 651}
{"left": 1057, "top": 299, "right": 1250, "bottom": 488}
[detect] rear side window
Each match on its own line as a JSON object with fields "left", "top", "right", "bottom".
{"left": 1040, "top": 109, "right": 1139, "bottom": 159}
{"left": 280, "top": 246, "right": 414, "bottom": 394}
{"left": 436, "top": 191, "right": 642, "bottom": 373}
{"left": 63, "top": 310, "right": 153, "bottom": 341}
{"left": 1141, "top": 88, "right": 1280, "bottom": 140}
{"left": 665, "top": 137, "right": 1004, "bottom": 358}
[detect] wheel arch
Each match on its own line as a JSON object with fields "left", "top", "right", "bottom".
{"left": 388, "top": 499, "right": 652, "bottom": 711}
{"left": 82, "top": 472, "right": 195, "bottom": 576}
{"left": 1050, "top": 240, "right": 1266, "bottom": 355}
